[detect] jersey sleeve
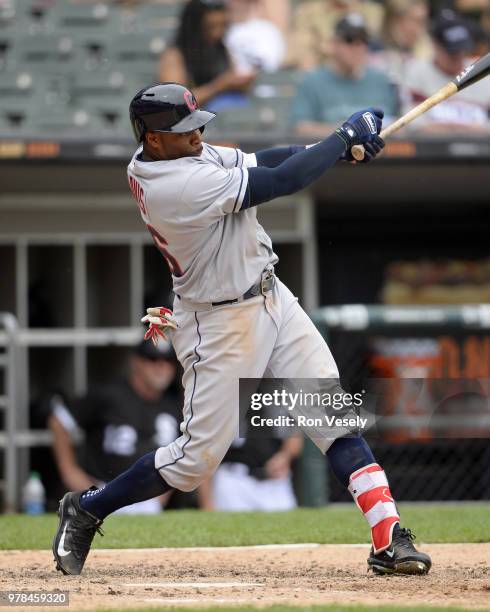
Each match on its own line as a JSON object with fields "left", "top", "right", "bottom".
{"left": 181, "top": 162, "right": 249, "bottom": 222}
{"left": 205, "top": 144, "right": 257, "bottom": 170}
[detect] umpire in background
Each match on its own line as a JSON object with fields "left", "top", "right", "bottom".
{"left": 47, "top": 339, "right": 182, "bottom": 514}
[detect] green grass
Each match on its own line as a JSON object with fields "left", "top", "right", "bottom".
{"left": 1, "top": 503, "right": 489, "bottom": 550}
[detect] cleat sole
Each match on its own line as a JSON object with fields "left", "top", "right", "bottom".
{"left": 369, "top": 560, "right": 430, "bottom": 576}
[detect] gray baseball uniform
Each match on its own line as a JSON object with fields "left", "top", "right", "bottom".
{"left": 128, "top": 143, "right": 278, "bottom": 302}
{"left": 127, "top": 143, "right": 339, "bottom": 492}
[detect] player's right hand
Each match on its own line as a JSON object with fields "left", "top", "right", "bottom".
{"left": 141, "top": 306, "right": 178, "bottom": 347}
{"left": 336, "top": 107, "right": 384, "bottom": 147}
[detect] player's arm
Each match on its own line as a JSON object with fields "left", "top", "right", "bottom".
{"left": 254, "top": 136, "right": 384, "bottom": 170}
{"left": 254, "top": 145, "right": 311, "bottom": 168}
{"left": 48, "top": 413, "right": 95, "bottom": 491}
{"left": 264, "top": 436, "right": 304, "bottom": 479}
{"left": 243, "top": 107, "right": 385, "bottom": 208}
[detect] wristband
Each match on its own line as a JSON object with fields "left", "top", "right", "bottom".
{"left": 335, "top": 124, "right": 356, "bottom": 148}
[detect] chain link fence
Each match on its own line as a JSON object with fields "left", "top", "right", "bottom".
{"left": 312, "top": 305, "right": 490, "bottom": 502}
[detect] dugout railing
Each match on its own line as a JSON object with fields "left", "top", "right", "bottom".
{"left": 0, "top": 312, "right": 19, "bottom": 512}
{"left": 0, "top": 320, "right": 146, "bottom": 512}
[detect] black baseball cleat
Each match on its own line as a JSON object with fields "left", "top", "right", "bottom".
{"left": 367, "top": 525, "right": 431, "bottom": 576}
{"left": 52, "top": 488, "right": 104, "bottom": 575}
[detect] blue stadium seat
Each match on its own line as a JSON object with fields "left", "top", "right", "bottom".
{"left": 0, "top": 91, "right": 39, "bottom": 131}
{"left": 0, "top": 70, "right": 56, "bottom": 112}
{"left": 53, "top": 3, "right": 112, "bottom": 28}
{"left": 23, "top": 106, "right": 107, "bottom": 134}
{"left": 104, "top": 33, "right": 166, "bottom": 87}
{"left": 70, "top": 70, "right": 127, "bottom": 96}
{"left": 0, "top": 31, "right": 14, "bottom": 70}
{"left": 76, "top": 95, "right": 131, "bottom": 134}
{"left": 0, "top": 69, "right": 35, "bottom": 94}
{"left": 119, "top": 2, "right": 183, "bottom": 35}
{"left": 0, "top": 0, "right": 15, "bottom": 27}
{"left": 113, "top": 64, "right": 160, "bottom": 93}
{"left": 69, "top": 70, "right": 132, "bottom": 133}
{"left": 108, "top": 32, "right": 167, "bottom": 63}
{"left": 11, "top": 33, "right": 76, "bottom": 64}
{"left": 8, "top": 0, "right": 53, "bottom": 35}
{"left": 210, "top": 96, "right": 293, "bottom": 135}
{"left": 253, "top": 69, "right": 302, "bottom": 100}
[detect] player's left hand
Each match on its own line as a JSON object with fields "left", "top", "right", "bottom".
{"left": 341, "top": 135, "right": 385, "bottom": 163}
{"left": 141, "top": 306, "right": 178, "bottom": 347}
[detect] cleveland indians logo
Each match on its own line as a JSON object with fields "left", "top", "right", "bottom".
{"left": 184, "top": 90, "right": 198, "bottom": 111}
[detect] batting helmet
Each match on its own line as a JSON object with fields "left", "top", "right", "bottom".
{"left": 129, "top": 82, "right": 216, "bottom": 143}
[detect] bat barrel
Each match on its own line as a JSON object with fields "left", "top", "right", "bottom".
{"left": 352, "top": 53, "right": 490, "bottom": 161}
{"left": 453, "top": 52, "right": 490, "bottom": 91}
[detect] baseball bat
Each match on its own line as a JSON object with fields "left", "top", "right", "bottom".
{"left": 351, "top": 52, "right": 490, "bottom": 161}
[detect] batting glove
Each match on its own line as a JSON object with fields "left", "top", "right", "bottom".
{"left": 141, "top": 306, "right": 178, "bottom": 347}
{"left": 341, "top": 135, "right": 385, "bottom": 163}
{"left": 336, "top": 107, "right": 384, "bottom": 147}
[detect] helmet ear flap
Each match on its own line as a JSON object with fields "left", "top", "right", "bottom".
{"left": 137, "top": 118, "right": 146, "bottom": 142}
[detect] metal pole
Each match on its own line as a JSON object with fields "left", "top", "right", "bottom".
{"left": 0, "top": 312, "right": 19, "bottom": 513}
{"left": 74, "top": 241, "right": 87, "bottom": 394}
{"left": 130, "top": 240, "right": 144, "bottom": 326}
{"left": 299, "top": 195, "right": 319, "bottom": 313}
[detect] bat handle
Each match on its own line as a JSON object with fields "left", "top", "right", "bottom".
{"left": 350, "top": 127, "right": 389, "bottom": 161}
{"left": 351, "top": 143, "right": 366, "bottom": 161}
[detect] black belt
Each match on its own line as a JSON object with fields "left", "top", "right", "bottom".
{"left": 212, "top": 268, "right": 276, "bottom": 307}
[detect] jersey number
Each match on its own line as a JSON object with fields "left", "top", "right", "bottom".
{"left": 147, "top": 224, "right": 183, "bottom": 277}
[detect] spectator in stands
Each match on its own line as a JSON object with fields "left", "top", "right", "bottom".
{"left": 482, "top": 5, "right": 490, "bottom": 32}
{"left": 225, "top": 0, "right": 286, "bottom": 73}
{"left": 159, "top": 0, "right": 255, "bottom": 111}
{"left": 228, "top": 0, "right": 290, "bottom": 37}
{"left": 198, "top": 432, "right": 303, "bottom": 511}
{"left": 455, "top": 0, "right": 489, "bottom": 17}
{"left": 402, "top": 10, "right": 490, "bottom": 133}
{"left": 292, "top": 14, "right": 399, "bottom": 138}
{"left": 287, "top": 0, "right": 384, "bottom": 70}
{"left": 47, "top": 339, "right": 182, "bottom": 514}
{"left": 370, "top": 0, "right": 433, "bottom": 87}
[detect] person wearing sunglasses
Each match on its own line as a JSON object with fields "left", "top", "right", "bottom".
{"left": 292, "top": 13, "right": 400, "bottom": 138}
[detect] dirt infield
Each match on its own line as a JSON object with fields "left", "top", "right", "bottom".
{"left": 1, "top": 544, "right": 489, "bottom": 610}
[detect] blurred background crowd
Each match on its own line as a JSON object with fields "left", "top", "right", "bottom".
{"left": 0, "top": 0, "right": 489, "bottom": 514}
{"left": 0, "top": 0, "right": 489, "bottom": 136}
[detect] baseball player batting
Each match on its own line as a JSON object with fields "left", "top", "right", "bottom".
{"left": 52, "top": 83, "right": 431, "bottom": 577}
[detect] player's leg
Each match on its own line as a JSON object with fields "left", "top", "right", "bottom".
{"left": 266, "top": 280, "right": 431, "bottom": 575}
{"left": 53, "top": 450, "right": 168, "bottom": 575}
{"left": 152, "top": 298, "right": 278, "bottom": 492}
{"left": 326, "top": 437, "right": 431, "bottom": 574}
{"left": 53, "top": 296, "right": 277, "bottom": 574}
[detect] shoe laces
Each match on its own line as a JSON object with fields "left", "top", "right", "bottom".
{"left": 393, "top": 527, "right": 417, "bottom": 550}
{"left": 70, "top": 517, "right": 104, "bottom": 559}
